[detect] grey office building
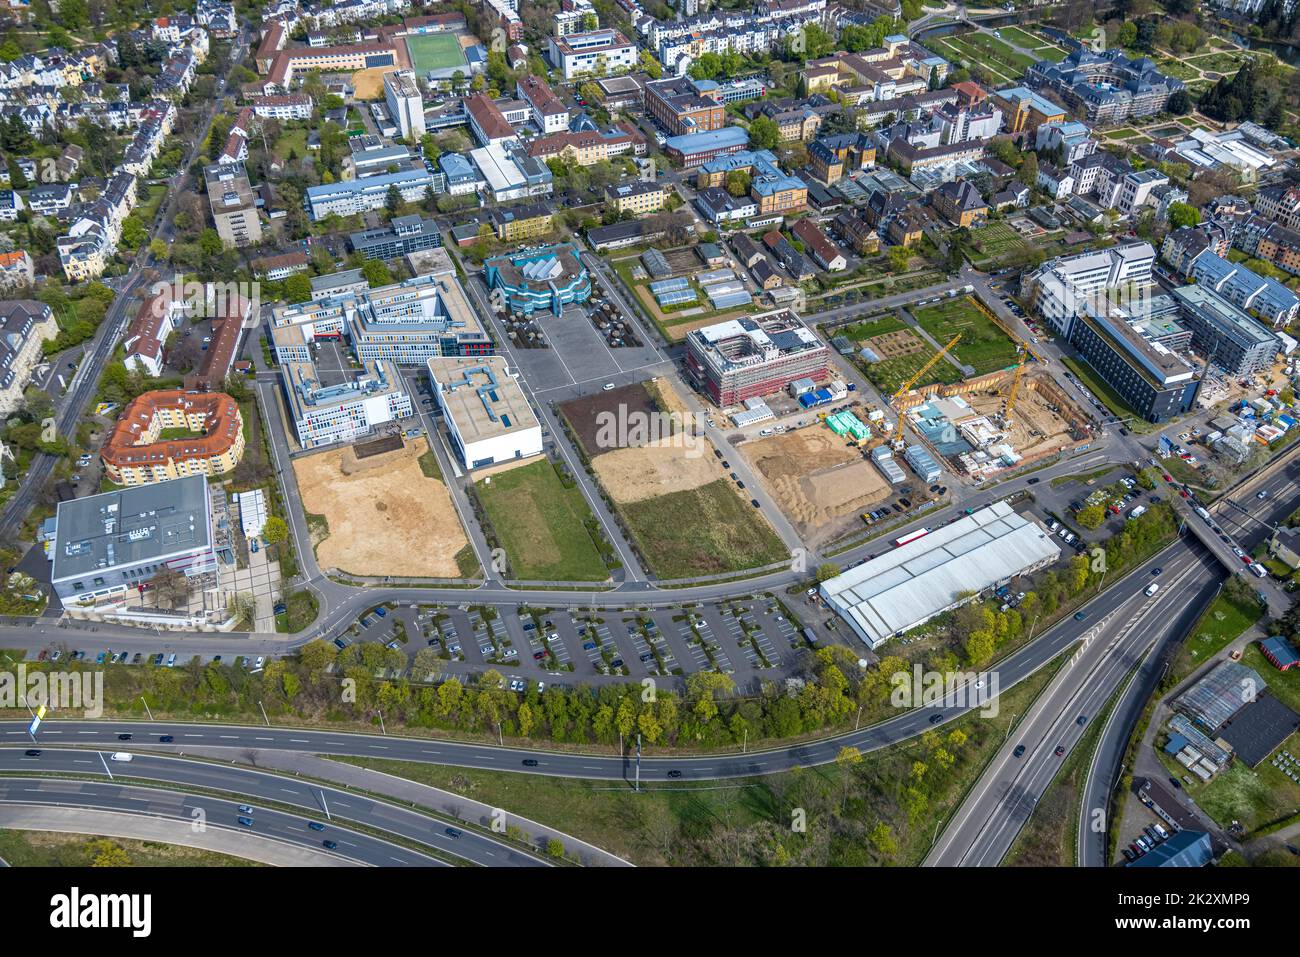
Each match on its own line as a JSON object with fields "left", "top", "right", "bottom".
{"left": 50, "top": 476, "right": 220, "bottom": 605}
{"left": 349, "top": 215, "right": 443, "bottom": 261}
{"left": 1068, "top": 307, "right": 1199, "bottom": 423}
{"left": 1172, "top": 285, "right": 1280, "bottom": 377}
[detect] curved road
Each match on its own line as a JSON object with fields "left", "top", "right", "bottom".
{"left": 0, "top": 777, "right": 441, "bottom": 867}
{"left": 0, "top": 748, "right": 545, "bottom": 867}
{"left": 0, "top": 537, "right": 1211, "bottom": 783}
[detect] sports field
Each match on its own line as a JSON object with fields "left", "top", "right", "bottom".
{"left": 406, "top": 33, "right": 467, "bottom": 73}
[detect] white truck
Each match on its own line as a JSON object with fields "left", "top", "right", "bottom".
{"left": 1128, "top": 505, "right": 1146, "bottom": 520}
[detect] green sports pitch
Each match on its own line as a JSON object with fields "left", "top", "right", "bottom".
{"left": 406, "top": 34, "right": 468, "bottom": 73}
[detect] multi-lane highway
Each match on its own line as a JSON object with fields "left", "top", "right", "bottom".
{"left": 0, "top": 748, "right": 546, "bottom": 866}
{"left": 934, "top": 444, "right": 1300, "bottom": 866}
{"left": 0, "top": 523, "right": 1217, "bottom": 784}
{"left": 0, "top": 777, "right": 442, "bottom": 867}
{"left": 927, "top": 543, "right": 1221, "bottom": 865}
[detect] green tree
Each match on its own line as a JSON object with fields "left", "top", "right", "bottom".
{"left": 1076, "top": 504, "right": 1106, "bottom": 530}
{"left": 816, "top": 562, "right": 841, "bottom": 582}
{"left": 748, "top": 115, "right": 781, "bottom": 151}
{"left": 725, "top": 168, "right": 752, "bottom": 197}
{"left": 262, "top": 516, "right": 289, "bottom": 546}
{"left": 385, "top": 184, "right": 403, "bottom": 214}
{"left": 1167, "top": 202, "right": 1200, "bottom": 229}
{"left": 283, "top": 273, "right": 312, "bottom": 303}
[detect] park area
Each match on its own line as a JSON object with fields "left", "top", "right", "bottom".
{"left": 292, "top": 437, "right": 471, "bottom": 578}
{"left": 405, "top": 33, "right": 468, "bottom": 74}
{"left": 475, "top": 459, "right": 609, "bottom": 582}
{"left": 913, "top": 297, "right": 1021, "bottom": 377}
{"left": 741, "top": 423, "right": 892, "bottom": 547}
{"left": 560, "top": 380, "right": 786, "bottom": 578}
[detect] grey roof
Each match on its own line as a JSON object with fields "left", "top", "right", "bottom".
{"left": 51, "top": 476, "right": 212, "bottom": 583}
{"left": 820, "top": 501, "right": 1061, "bottom": 648}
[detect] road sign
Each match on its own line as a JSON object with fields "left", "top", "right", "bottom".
{"left": 28, "top": 704, "right": 46, "bottom": 737}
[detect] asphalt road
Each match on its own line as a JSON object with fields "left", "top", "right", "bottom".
{"left": 0, "top": 747, "right": 543, "bottom": 867}
{"left": 0, "top": 36, "right": 248, "bottom": 543}
{"left": 0, "top": 776, "right": 441, "bottom": 867}
{"left": 927, "top": 544, "right": 1221, "bottom": 866}
{"left": 0, "top": 535, "right": 1216, "bottom": 784}
{"left": 1074, "top": 449, "right": 1300, "bottom": 867}
{"left": 0, "top": 441, "right": 1126, "bottom": 662}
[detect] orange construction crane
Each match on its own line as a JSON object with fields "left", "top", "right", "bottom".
{"left": 892, "top": 333, "right": 962, "bottom": 445}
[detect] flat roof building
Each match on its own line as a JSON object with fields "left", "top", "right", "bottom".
{"left": 685, "top": 309, "right": 828, "bottom": 406}
{"left": 282, "top": 358, "right": 412, "bottom": 449}
{"left": 427, "top": 355, "right": 543, "bottom": 470}
{"left": 50, "top": 475, "right": 220, "bottom": 606}
{"left": 1172, "top": 284, "right": 1280, "bottom": 377}
{"left": 348, "top": 215, "right": 443, "bottom": 261}
{"left": 1068, "top": 304, "right": 1199, "bottom": 423}
{"left": 820, "top": 501, "right": 1061, "bottom": 649}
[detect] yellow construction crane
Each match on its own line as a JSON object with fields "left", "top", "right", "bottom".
{"left": 892, "top": 333, "right": 962, "bottom": 445}
{"left": 1003, "top": 351, "right": 1027, "bottom": 420}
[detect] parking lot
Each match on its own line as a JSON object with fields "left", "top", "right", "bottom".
{"left": 335, "top": 598, "right": 813, "bottom": 690}
{"left": 500, "top": 302, "right": 665, "bottom": 397}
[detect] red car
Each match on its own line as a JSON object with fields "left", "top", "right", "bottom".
{"left": 1163, "top": 474, "right": 1173, "bottom": 482}
{"left": 1179, "top": 490, "right": 1190, "bottom": 498}
{"left": 1241, "top": 555, "right": 1253, "bottom": 565}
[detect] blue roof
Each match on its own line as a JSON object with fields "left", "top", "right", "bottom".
{"left": 1261, "top": 636, "right": 1300, "bottom": 669}
{"left": 439, "top": 152, "right": 475, "bottom": 178}
{"left": 1127, "top": 830, "right": 1214, "bottom": 867}
{"left": 665, "top": 126, "right": 749, "bottom": 154}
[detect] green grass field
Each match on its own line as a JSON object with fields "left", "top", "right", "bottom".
{"left": 964, "top": 222, "right": 1030, "bottom": 269}
{"left": 840, "top": 313, "right": 909, "bottom": 340}
{"left": 1170, "top": 588, "right": 1262, "bottom": 681}
{"left": 406, "top": 33, "right": 467, "bottom": 74}
{"left": 619, "top": 479, "right": 787, "bottom": 580}
{"left": 860, "top": 344, "right": 964, "bottom": 395}
{"left": 476, "top": 460, "right": 609, "bottom": 582}
{"left": 932, "top": 36, "right": 1017, "bottom": 84}
{"left": 913, "top": 297, "right": 1021, "bottom": 376}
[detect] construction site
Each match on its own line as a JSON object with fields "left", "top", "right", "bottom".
{"left": 292, "top": 436, "right": 472, "bottom": 579}
{"left": 852, "top": 295, "right": 1094, "bottom": 481}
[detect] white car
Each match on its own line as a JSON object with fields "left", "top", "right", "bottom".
{"left": 602, "top": 383, "right": 615, "bottom": 391}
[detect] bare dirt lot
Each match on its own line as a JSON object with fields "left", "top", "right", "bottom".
{"left": 350, "top": 65, "right": 399, "bottom": 100}
{"left": 964, "top": 378, "right": 1076, "bottom": 461}
{"left": 560, "top": 383, "right": 662, "bottom": 458}
{"left": 591, "top": 436, "right": 719, "bottom": 503}
{"left": 742, "top": 425, "right": 891, "bottom": 544}
{"left": 292, "top": 437, "right": 469, "bottom": 578}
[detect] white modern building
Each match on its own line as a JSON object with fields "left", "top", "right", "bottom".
{"left": 820, "top": 502, "right": 1061, "bottom": 649}
{"left": 1023, "top": 241, "right": 1156, "bottom": 338}
{"left": 427, "top": 355, "right": 543, "bottom": 470}
{"left": 282, "top": 358, "right": 413, "bottom": 448}
{"left": 547, "top": 29, "right": 637, "bottom": 80}
{"left": 384, "top": 70, "right": 425, "bottom": 139}
{"left": 304, "top": 168, "right": 441, "bottom": 219}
